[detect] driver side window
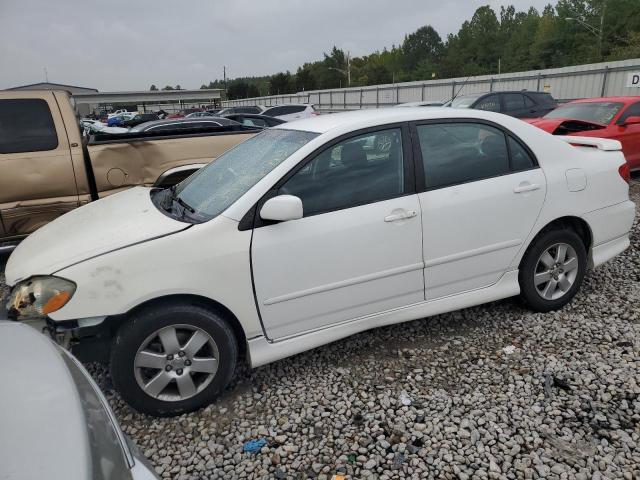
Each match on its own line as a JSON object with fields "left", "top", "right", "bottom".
{"left": 279, "top": 128, "right": 405, "bottom": 216}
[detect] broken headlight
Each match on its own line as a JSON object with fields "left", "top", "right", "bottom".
{"left": 6, "top": 276, "right": 76, "bottom": 319}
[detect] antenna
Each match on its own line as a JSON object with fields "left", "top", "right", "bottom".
{"left": 44, "top": 67, "right": 48, "bottom": 83}
{"left": 450, "top": 74, "right": 472, "bottom": 103}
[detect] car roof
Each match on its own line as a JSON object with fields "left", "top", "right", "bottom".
{"left": 275, "top": 106, "right": 515, "bottom": 134}
{"left": 568, "top": 96, "right": 640, "bottom": 105}
{"left": 0, "top": 321, "right": 91, "bottom": 480}
{"left": 264, "top": 103, "right": 312, "bottom": 108}
{"left": 132, "top": 117, "right": 236, "bottom": 130}
{"left": 395, "top": 101, "right": 444, "bottom": 107}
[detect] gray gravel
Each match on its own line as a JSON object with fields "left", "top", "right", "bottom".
{"left": 3, "top": 183, "right": 640, "bottom": 479}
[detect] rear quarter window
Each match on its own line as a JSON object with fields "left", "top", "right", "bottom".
{"left": 0, "top": 99, "right": 59, "bottom": 154}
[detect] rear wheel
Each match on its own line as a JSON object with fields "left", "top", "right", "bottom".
{"left": 519, "top": 229, "right": 587, "bottom": 312}
{"left": 109, "top": 303, "right": 237, "bottom": 416}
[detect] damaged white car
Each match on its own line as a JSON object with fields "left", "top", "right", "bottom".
{"left": 3, "top": 108, "right": 635, "bottom": 416}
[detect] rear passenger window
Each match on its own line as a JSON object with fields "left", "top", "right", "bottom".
{"left": 263, "top": 106, "right": 284, "bottom": 117}
{"left": 0, "top": 99, "right": 58, "bottom": 154}
{"left": 279, "top": 128, "right": 405, "bottom": 216}
{"left": 417, "top": 123, "right": 509, "bottom": 189}
{"left": 508, "top": 136, "right": 536, "bottom": 171}
{"left": 475, "top": 96, "right": 501, "bottom": 112}
{"left": 282, "top": 106, "right": 306, "bottom": 114}
{"left": 503, "top": 94, "right": 525, "bottom": 111}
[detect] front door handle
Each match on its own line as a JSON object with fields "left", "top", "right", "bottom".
{"left": 384, "top": 210, "right": 417, "bottom": 222}
{"left": 514, "top": 183, "right": 540, "bottom": 193}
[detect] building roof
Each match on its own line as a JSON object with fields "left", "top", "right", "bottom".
{"left": 6, "top": 82, "right": 98, "bottom": 93}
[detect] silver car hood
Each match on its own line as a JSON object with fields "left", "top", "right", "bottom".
{"left": 0, "top": 322, "right": 92, "bottom": 480}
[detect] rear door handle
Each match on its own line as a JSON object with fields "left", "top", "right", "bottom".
{"left": 514, "top": 183, "right": 540, "bottom": 193}
{"left": 384, "top": 210, "right": 417, "bottom": 222}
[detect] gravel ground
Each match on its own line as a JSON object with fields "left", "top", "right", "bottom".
{"left": 2, "top": 184, "right": 640, "bottom": 479}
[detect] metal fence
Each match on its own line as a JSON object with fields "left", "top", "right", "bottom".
{"left": 223, "top": 58, "right": 640, "bottom": 112}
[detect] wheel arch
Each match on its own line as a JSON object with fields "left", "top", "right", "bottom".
{"left": 519, "top": 215, "right": 593, "bottom": 269}
{"left": 96, "top": 294, "right": 248, "bottom": 362}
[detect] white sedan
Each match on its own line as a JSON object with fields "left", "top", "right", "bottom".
{"left": 4, "top": 108, "right": 635, "bottom": 416}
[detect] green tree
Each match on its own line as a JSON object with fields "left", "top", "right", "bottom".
{"left": 269, "top": 72, "right": 294, "bottom": 95}
{"left": 402, "top": 25, "right": 443, "bottom": 72}
{"left": 149, "top": 84, "right": 158, "bottom": 91}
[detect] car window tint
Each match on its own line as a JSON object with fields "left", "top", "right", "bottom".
{"left": 503, "top": 93, "right": 525, "bottom": 111}
{"left": 244, "top": 118, "right": 268, "bottom": 127}
{"left": 0, "top": 99, "right": 58, "bottom": 154}
{"left": 283, "top": 106, "right": 306, "bottom": 114}
{"left": 524, "top": 95, "right": 536, "bottom": 108}
{"left": 417, "top": 123, "right": 509, "bottom": 189}
{"left": 475, "top": 96, "right": 501, "bottom": 112}
{"left": 279, "top": 128, "right": 405, "bottom": 216}
{"left": 508, "top": 136, "right": 535, "bottom": 171}
{"left": 262, "top": 106, "right": 283, "bottom": 116}
{"left": 619, "top": 102, "right": 640, "bottom": 123}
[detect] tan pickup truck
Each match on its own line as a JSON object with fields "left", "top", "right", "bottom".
{"left": 0, "top": 90, "right": 256, "bottom": 251}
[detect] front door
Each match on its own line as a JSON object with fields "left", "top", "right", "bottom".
{"left": 251, "top": 126, "right": 425, "bottom": 339}
{"left": 412, "top": 121, "right": 546, "bottom": 299}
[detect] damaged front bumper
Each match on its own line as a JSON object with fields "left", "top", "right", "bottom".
{"left": 46, "top": 316, "right": 113, "bottom": 362}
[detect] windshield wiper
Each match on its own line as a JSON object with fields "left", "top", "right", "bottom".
{"left": 174, "top": 195, "right": 195, "bottom": 214}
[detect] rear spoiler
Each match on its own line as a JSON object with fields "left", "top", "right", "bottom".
{"left": 557, "top": 136, "right": 622, "bottom": 151}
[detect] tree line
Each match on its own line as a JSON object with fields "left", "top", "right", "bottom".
{"left": 150, "top": 0, "right": 640, "bottom": 100}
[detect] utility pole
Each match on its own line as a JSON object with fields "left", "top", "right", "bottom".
{"left": 565, "top": 0, "right": 608, "bottom": 60}
{"left": 223, "top": 66, "right": 227, "bottom": 96}
{"left": 346, "top": 51, "right": 351, "bottom": 87}
{"left": 43, "top": 67, "right": 48, "bottom": 82}
{"left": 498, "top": 58, "right": 501, "bottom": 75}
{"left": 598, "top": 0, "right": 607, "bottom": 60}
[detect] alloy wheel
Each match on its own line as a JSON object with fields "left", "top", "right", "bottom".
{"left": 134, "top": 324, "right": 219, "bottom": 401}
{"left": 534, "top": 242, "right": 579, "bottom": 301}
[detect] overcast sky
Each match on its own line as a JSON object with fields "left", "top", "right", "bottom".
{"left": 0, "top": 0, "right": 557, "bottom": 91}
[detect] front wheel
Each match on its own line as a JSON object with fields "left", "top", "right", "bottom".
{"left": 519, "top": 229, "right": 587, "bottom": 312}
{"left": 109, "top": 303, "right": 238, "bottom": 416}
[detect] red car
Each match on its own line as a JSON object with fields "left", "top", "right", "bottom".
{"left": 527, "top": 96, "right": 640, "bottom": 170}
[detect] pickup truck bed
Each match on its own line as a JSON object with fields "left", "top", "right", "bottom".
{"left": 0, "top": 90, "right": 256, "bottom": 250}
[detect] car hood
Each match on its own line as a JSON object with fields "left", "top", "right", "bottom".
{"left": 5, "top": 187, "right": 188, "bottom": 285}
{"left": 526, "top": 117, "right": 607, "bottom": 135}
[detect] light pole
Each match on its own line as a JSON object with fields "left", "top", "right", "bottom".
{"left": 565, "top": 0, "right": 607, "bottom": 60}
{"left": 327, "top": 51, "right": 351, "bottom": 86}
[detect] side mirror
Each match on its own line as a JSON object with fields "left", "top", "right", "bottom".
{"left": 623, "top": 115, "right": 640, "bottom": 126}
{"left": 260, "top": 195, "right": 303, "bottom": 222}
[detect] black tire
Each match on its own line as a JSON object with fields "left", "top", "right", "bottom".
{"left": 109, "top": 302, "right": 237, "bottom": 416}
{"left": 519, "top": 228, "right": 587, "bottom": 312}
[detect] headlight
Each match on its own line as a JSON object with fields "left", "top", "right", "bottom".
{"left": 6, "top": 276, "right": 76, "bottom": 319}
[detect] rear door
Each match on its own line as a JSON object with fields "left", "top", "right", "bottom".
{"left": 412, "top": 120, "right": 546, "bottom": 299}
{"left": 502, "top": 93, "right": 529, "bottom": 118}
{"left": 251, "top": 125, "right": 424, "bottom": 339}
{"left": 0, "top": 92, "right": 80, "bottom": 239}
